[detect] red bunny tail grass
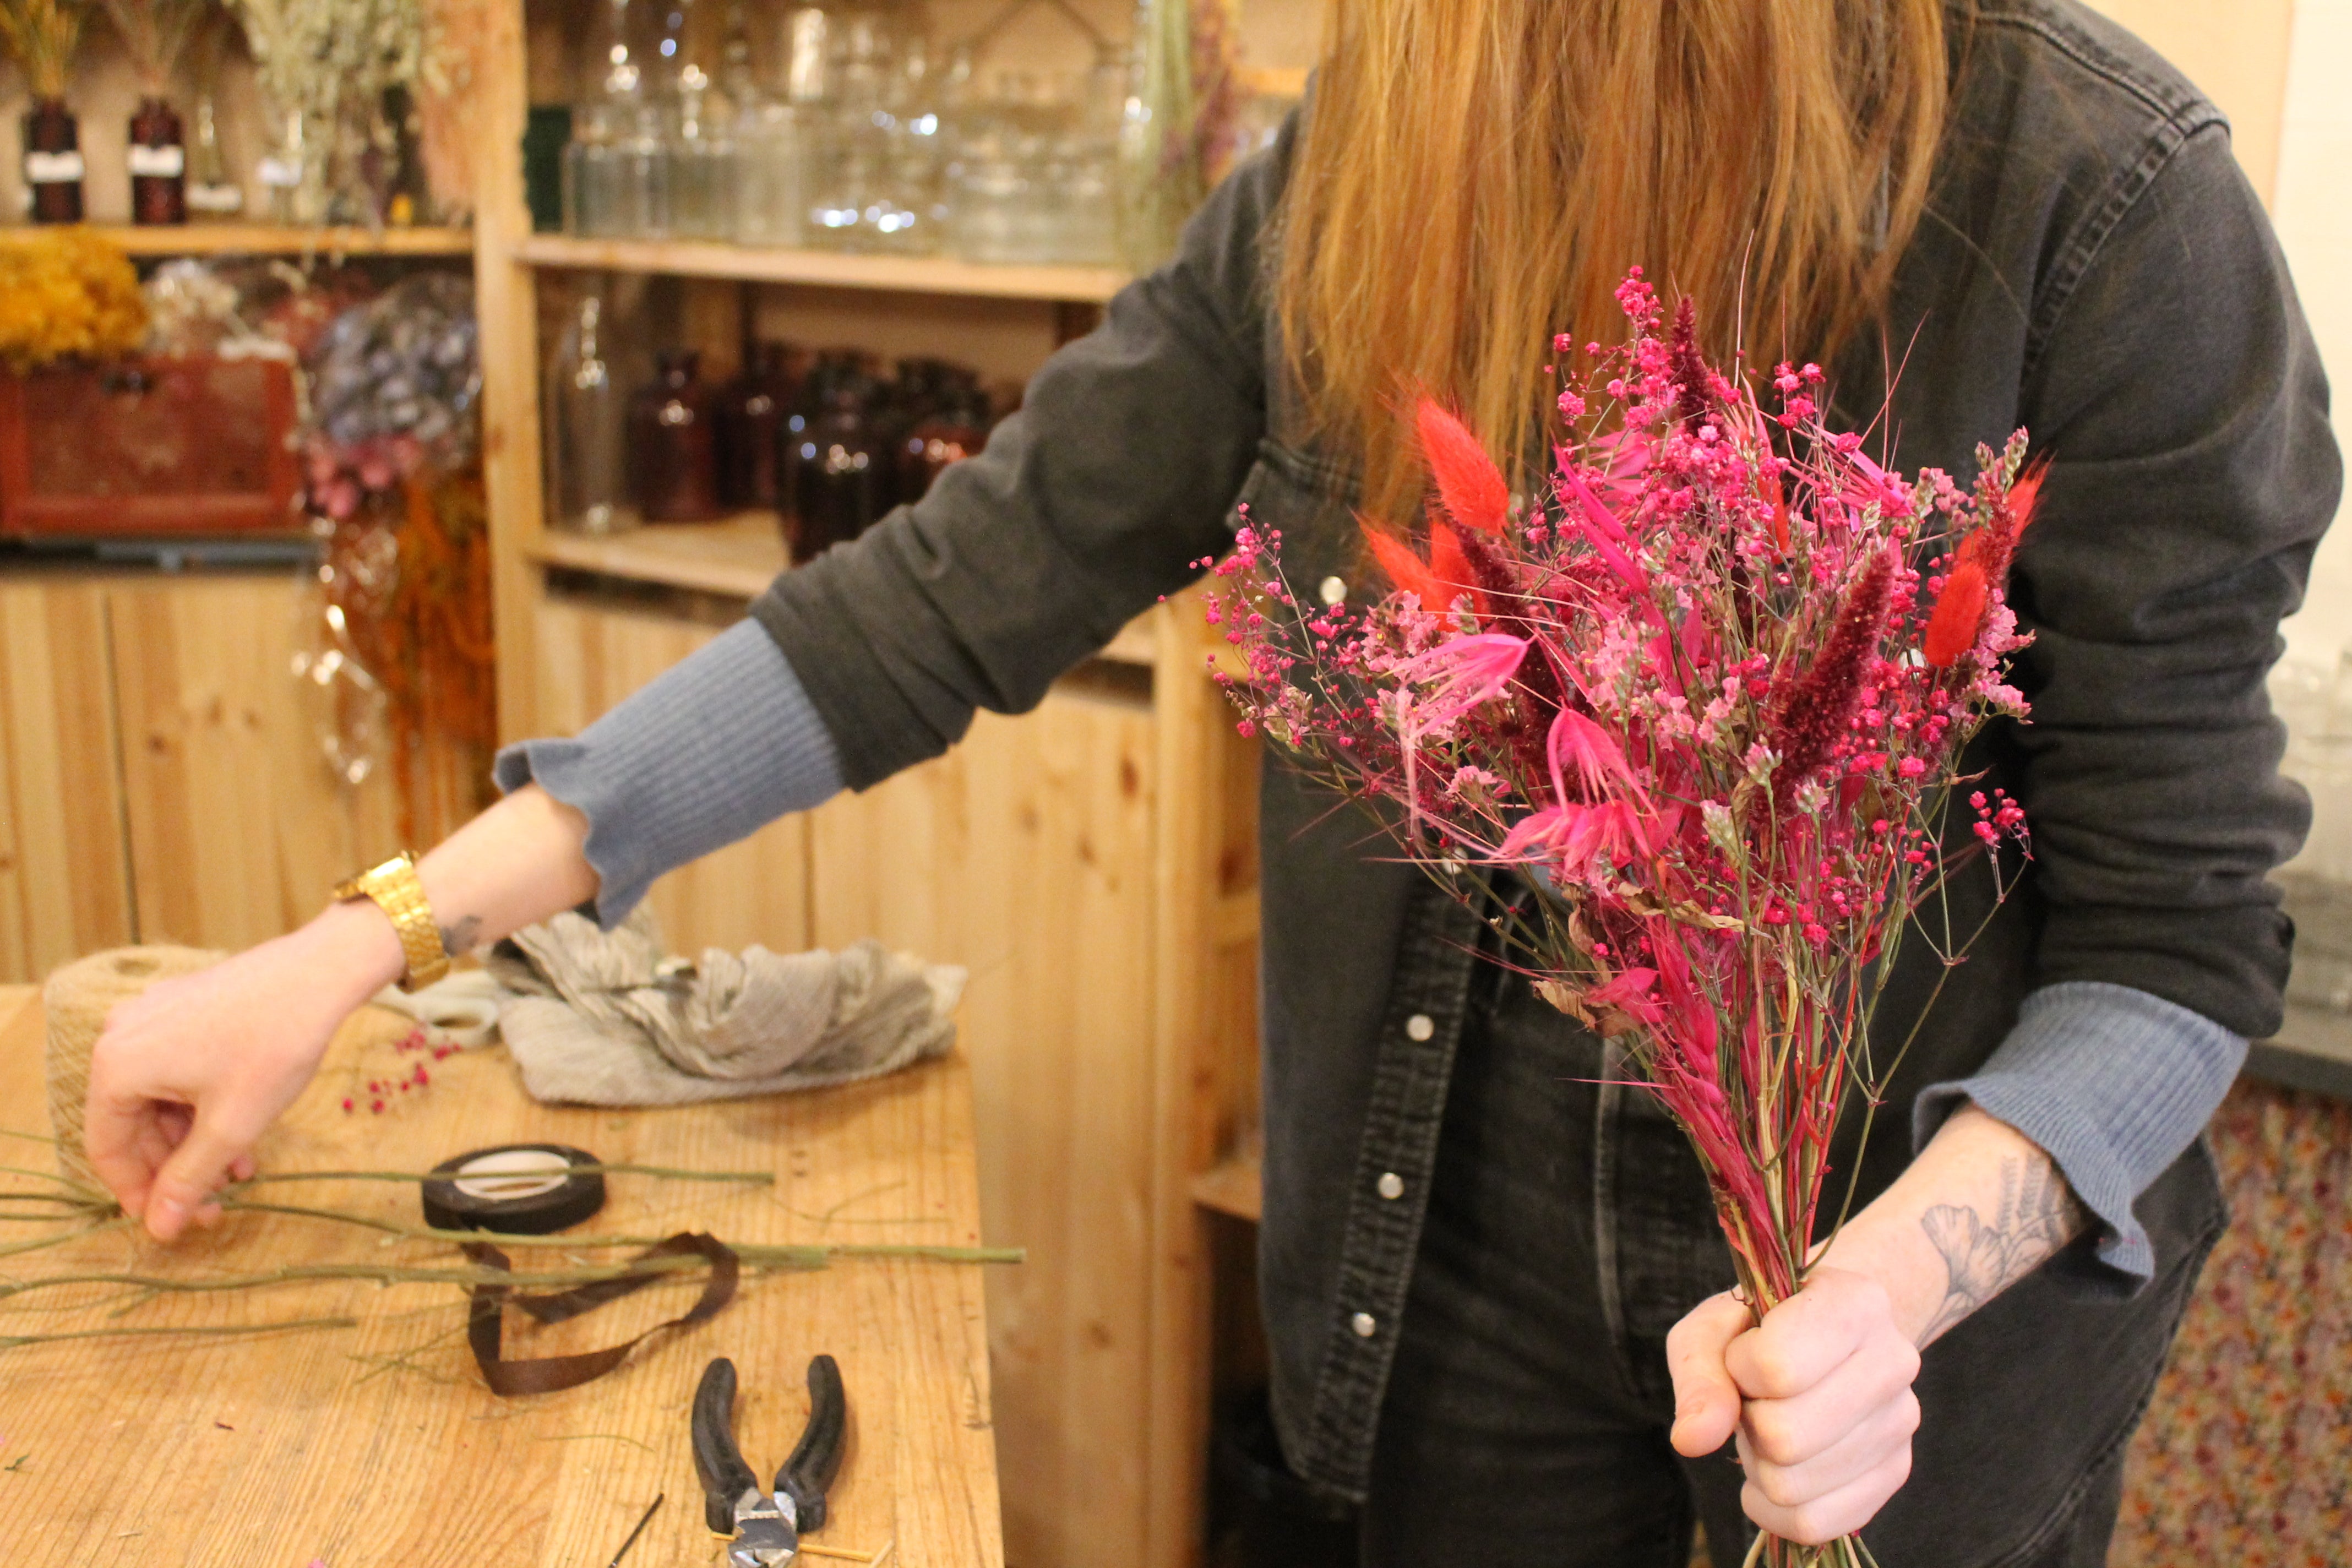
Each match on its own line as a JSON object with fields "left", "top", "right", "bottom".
{"left": 1416, "top": 399, "right": 1510, "bottom": 534}
{"left": 1769, "top": 544, "right": 1896, "bottom": 781}
{"left": 1923, "top": 554, "right": 1989, "bottom": 669}
{"left": 1361, "top": 517, "right": 1445, "bottom": 610}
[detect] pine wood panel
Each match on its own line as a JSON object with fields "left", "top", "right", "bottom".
{"left": 1144, "top": 596, "right": 1264, "bottom": 1568}
{"left": 0, "top": 580, "right": 134, "bottom": 982}
{"left": 106, "top": 576, "right": 403, "bottom": 950}
{"left": 470, "top": 0, "right": 551, "bottom": 745}
{"left": 529, "top": 594, "right": 813, "bottom": 955}
{"left": 0, "top": 987, "right": 1003, "bottom": 1567}
{"left": 809, "top": 674, "right": 1162, "bottom": 1568}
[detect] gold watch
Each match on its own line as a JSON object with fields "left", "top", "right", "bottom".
{"left": 333, "top": 851, "right": 450, "bottom": 992}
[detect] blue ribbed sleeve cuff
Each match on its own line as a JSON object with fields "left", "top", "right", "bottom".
{"left": 1912, "top": 981, "right": 2246, "bottom": 1290}
{"left": 493, "top": 618, "right": 847, "bottom": 925}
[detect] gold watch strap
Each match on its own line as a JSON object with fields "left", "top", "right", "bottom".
{"left": 333, "top": 851, "right": 450, "bottom": 992}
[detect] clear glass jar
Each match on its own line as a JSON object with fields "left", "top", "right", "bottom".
{"left": 801, "top": 6, "right": 896, "bottom": 250}
{"left": 668, "top": 78, "right": 741, "bottom": 239}
{"left": 944, "top": 115, "right": 1032, "bottom": 264}
{"left": 566, "top": 0, "right": 671, "bottom": 237}
{"left": 723, "top": 4, "right": 804, "bottom": 246}
{"left": 867, "top": 36, "right": 944, "bottom": 256}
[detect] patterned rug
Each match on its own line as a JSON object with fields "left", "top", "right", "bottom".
{"left": 2111, "top": 1079, "right": 2352, "bottom": 1565}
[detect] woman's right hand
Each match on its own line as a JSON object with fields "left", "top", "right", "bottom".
{"left": 83, "top": 899, "right": 405, "bottom": 1242}
{"left": 81, "top": 784, "right": 602, "bottom": 1243}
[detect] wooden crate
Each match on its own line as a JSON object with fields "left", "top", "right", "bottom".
{"left": 0, "top": 356, "right": 302, "bottom": 537}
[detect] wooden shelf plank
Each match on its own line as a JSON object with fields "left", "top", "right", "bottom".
{"left": 1190, "top": 1152, "right": 1264, "bottom": 1224}
{"left": 76, "top": 223, "right": 475, "bottom": 257}
{"left": 529, "top": 513, "right": 1159, "bottom": 668}
{"left": 515, "top": 232, "right": 1129, "bottom": 302}
{"left": 530, "top": 513, "right": 788, "bottom": 600}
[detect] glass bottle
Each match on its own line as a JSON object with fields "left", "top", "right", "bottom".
{"left": 548, "top": 292, "right": 636, "bottom": 535}
{"left": 896, "top": 381, "right": 989, "bottom": 505}
{"left": 22, "top": 99, "right": 85, "bottom": 225}
{"left": 257, "top": 107, "right": 310, "bottom": 224}
{"left": 629, "top": 349, "right": 726, "bottom": 522}
{"left": 717, "top": 342, "right": 799, "bottom": 509}
{"left": 128, "top": 97, "right": 188, "bottom": 225}
{"left": 184, "top": 93, "right": 243, "bottom": 217}
{"left": 788, "top": 379, "right": 884, "bottom": 559}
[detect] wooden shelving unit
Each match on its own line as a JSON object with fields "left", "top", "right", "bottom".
{"left": 475, "top": 12, "right": 1264, "bottom": 1568}
{"left": 89, "top": 223, "right": 475, "bottom": 257}
{"left": 515, "top": 232, "right": 1127, "bottom": 302}
{"left": 1190, "top": 1151, "right": 1265, "bottom": 1224}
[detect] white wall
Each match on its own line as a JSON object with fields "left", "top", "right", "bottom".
{"left": 2271, "top": 0, "right": 2352, "bottom": 676}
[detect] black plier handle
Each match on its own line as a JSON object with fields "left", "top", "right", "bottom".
{"left": 693, "top": 1354, "right": 848, "bottom": 1558}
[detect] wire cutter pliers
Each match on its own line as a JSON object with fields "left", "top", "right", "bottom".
{"left": 692, "top": 1354, "right": 848, "bottom": 1568}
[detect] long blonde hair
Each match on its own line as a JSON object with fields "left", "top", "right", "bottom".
{"left": 1278, "top": 0, "right": 1956, "bottom": 516}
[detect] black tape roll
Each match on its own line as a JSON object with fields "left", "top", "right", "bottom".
{"left": 421, "top": 1143, "right": 607, "bottom": 1235}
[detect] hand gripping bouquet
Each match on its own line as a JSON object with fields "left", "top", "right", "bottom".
{"left": 1204, "top": 271, "right": 2041, "bottom": 1568}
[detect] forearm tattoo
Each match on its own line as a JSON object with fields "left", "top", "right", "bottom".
{"left": 438, "top": 914, "right": 484, "bottom": 961}
{"left": 1918, "top": 1156, "right": 2086, "bottom": 1344}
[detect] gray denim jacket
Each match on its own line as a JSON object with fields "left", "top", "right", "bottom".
{"left": 753, "top": 0, "right": 2339, "bottom": 1509}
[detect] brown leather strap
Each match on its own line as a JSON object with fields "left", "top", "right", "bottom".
{"left": 464, "top": 1232, "right": 739, "bottom": 1396}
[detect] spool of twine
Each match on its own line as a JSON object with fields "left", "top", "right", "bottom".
{"left": 43, "top": 946, "right": 226, "bottom": 1193}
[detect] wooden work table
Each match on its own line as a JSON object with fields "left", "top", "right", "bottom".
{"left": 0, "top": 985, "right": 1005, "bottom": 1567}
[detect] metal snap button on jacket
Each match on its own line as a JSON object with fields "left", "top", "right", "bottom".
{"left": 1404, "top": 1014, "right": 1434, "bottom": 1042}
{"left": 1351, "top": 1312, "right": 1377, "bottom": 1338}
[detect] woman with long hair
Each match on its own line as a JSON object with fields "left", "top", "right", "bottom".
{"left": 84, "top": 2, "right": 2336, "bottom": 1562}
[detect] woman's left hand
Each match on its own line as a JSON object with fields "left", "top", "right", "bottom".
{"left": 1665, "top": 1267, "right": 1923, "bottom": 1545}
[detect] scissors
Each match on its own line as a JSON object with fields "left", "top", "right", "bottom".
{"left": 692, "top": 1354, "right": 847, "bottom": 1568}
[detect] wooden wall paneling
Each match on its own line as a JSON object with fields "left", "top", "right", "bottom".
{"left": 473, "top": 0, "right": 552, "bottom": 745}
{"left": 107, "top": 576, "right": 401, "bottom": 951}
{"left": 808, "top": 672, "right": 1161, "bottom": 1568}
{"left": 1144, "top": 592, "right": 1264, "bottom": 1568}
{"left": 528, "top": 593, "right": 812, "bottom": 955}
{"left": 0, "top": 581, "right": 135, "bottom": 981}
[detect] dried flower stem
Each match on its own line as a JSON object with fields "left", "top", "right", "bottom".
{"left": 0, "top": 1243, "right": 1025, "bottom": 1305}
{"left": 1, "top": 1316, "right": 357, "bottom": 1352}
{"left": 233, "top": 1162, "right": 775, "bottom": 1189}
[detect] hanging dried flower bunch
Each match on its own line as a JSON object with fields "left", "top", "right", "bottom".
{"left": 97, "top": 0, "right": 203, "bottom": 91}
{"left": 0, "top": 0, "right": 88, "bottom": 100}
{"left": 299, "top": 274, "right": 494, "bottom": 842}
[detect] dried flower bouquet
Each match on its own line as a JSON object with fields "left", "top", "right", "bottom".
{"left": 1203, "top": 270, "right": 2043, "bottom": 1567}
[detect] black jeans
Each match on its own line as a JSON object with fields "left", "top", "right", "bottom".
{"left": 1358, "top": 960, "right": 2201, "bottom": 1568}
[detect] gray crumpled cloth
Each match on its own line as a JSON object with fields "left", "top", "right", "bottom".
{"left": 487, "top": 906, "right": 965, "bottom": 1106}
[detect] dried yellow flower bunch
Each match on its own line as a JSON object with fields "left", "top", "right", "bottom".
{"left": 0, "top": 230, "right": 148, "bottom": 373}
